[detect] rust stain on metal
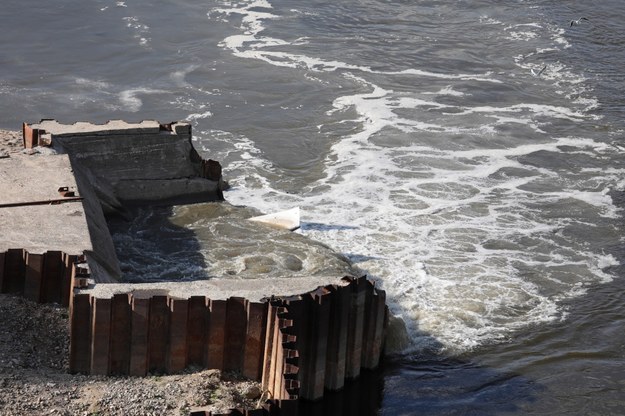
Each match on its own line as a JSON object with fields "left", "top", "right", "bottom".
{"left": 0, "top": 196, "right": 83, "bottom": 208}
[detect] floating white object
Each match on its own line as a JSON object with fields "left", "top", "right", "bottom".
{"left": 249, "top": 207, "right": 300, "bottom": 231}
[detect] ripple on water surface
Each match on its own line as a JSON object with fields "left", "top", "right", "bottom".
{"left": 108, "top": 202, "right": 355, "bottom": 283}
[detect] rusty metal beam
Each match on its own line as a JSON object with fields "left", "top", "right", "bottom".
{"left": 0, "top": 197, "right": 83, "bottom": 208}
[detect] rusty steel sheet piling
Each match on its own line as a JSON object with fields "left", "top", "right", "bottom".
{"left": 0, "top": 249, "right": 83, "bottom": 307}
{"left": 68, "top": 276, "right": 388, "bottom": 408}
{"left": 3, "top": 119, "right": 391, "bottom": 416}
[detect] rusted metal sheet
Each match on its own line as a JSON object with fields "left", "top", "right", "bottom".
{"left": 61, "top": 254, "right": 78, "bottom": 307}
{"left": 129, "top": 297, "right": 150, "bottom": 376}
{"left": 224, "top": 297, "right": 248, "bottom": 373}
{"left": 148, "top": 296, "right": 170, "bottom": 374}
{"left": 345, "top": 277, "right": 367, "bottom": 380}
{"left": 22, "top": 122, "right": 40, "bottom": 148}
{"left": 243, "top": 301, "right": 267, "bottom": 380}
{"left": 187, "top": 296, "right": 208, "bottom": 367}
{"left": 207, "top": 299, "right": 227, "bottom": 370}
{"left": 65, "top": 274, "right": 386, "bottom": 415}
{"left": 69, "top": 293, "right": 92, "bottom": 373}
{"left": 301, "top": 290, "right": 331, "bottom": 400}
{"left": 362, "top": 287, "right": 386, "bottom": 369}
{"left": 168, "top": 298, "right": 189, "bottom": 373}
{"left": 0, "top": 252, "right": 5, "bottom": 293}
{"left": 90, "top": 297, "right": 112, "bottom": 375}
{"left": 4, "top": 249, "right": 25, "bottom": 294}
{"left": 23, "top": 252, "right": 44, "bottom": 303}
{"left": 42, "top": 251, "right": 63, "bottom": 304}
{"left": 109, "top": 293, "right": 132, "bottom": 375}
{"left": 324, "top": 284, "right": 350, "bottom": 391}
{"left": 261, "top": 302, "right": 280, "bottom": 393}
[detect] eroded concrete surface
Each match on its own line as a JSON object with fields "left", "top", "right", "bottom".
{"left": 0, "top": 153, "right": 91, "bottom": 255}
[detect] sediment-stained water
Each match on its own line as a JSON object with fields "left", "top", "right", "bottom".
{"left": 2, "top": 0, "right": 625, "bottom": 413}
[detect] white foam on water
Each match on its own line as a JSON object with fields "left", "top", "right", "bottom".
{"left": 205, "top": 0, "right": 622, "bottom": 354}
{"left": 479, "top": 15, "right": 503, "bottom": 26}
{"left": 451, "top": 103, "right": 591, "bottom": 121}
{"left": 118, "top": 88, "right": 168, "bottom": 112}
{"left": 170, "top": 65, "right": 201, "bottom": 88}
{"left": 75, "top": 77, "right": 111, "bottom": 90}
{"left": 186, "top": 110, "right": 213, "bottom": 121}
{"left": 425, "top": 85, "right": 467, "bottom": 97}
{"left": 221, "top": 80, "right": 621, "bottom": 353}
{"left": 122, "top": 16, "right": 151, "bottom": 46}
{"left": 211, "top": 1, "right": 501, "bottom": 84}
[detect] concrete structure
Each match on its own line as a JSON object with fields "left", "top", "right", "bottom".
{"left": 70, "top": 276, "right": 387, "bottom": 403}
{"left": 0, "top": 152, "right": 103, "bottom": 303}
{"left": 20, "top": 119, "right": 226, "bottom": 283}
{"left": 1, "top": 120, "right": 389, "bottom": 414}
{"left": 24, "top": 120, "right": 225, "bottom": 208}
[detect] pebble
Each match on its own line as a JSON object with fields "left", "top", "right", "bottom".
{"left": 0, "top": 294, "right": 261, "bottom": 415}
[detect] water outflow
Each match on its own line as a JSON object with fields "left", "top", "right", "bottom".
{"left": 108, "top": 203, "right": 355, "bottom": 283}
{"left": 196, "top": 0, "right": 625, "bottom": 353}
{"left": 2, "top": 0, "right": 623, "bottom": 356}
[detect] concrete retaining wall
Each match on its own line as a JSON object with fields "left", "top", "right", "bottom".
{"left": 18, "top": 119, "right": 229, "bottom": 283}
{"left": 69, "top": 276, "right": 387, "bottom": 404}
{"left": 23, "top": 120, "right": 226, "bottom": 211}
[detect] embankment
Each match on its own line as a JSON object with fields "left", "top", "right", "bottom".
{"left": 0, "top": 121, "right": 389, "bottom": 415}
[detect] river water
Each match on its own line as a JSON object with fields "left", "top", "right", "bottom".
{"left": 2, "top": 0, "right": 625, "bottom": 413}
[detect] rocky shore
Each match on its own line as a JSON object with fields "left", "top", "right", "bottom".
{"left": 0, "top": 129, "right": 261, "bottom": 415}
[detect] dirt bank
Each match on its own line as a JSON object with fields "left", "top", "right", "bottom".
{"left": 0, "top": 294, "right": 261, "bottom": 416}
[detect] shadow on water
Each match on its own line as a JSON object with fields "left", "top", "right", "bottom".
{"left": 364, "top": 188, "right": 625, "bottom": 415}
{"left": 298, "top": 367, "right": 386, "bottom": 416}
{"left": 474, "top": 263, "right": 625, "bottom": 415}
{"left": 288, "top": 271, "right": 625, "bottom": 416}
{"left": 106, "top": 205, "right": 210, "bottom": 282}
{"left": 299, "top": 333, "right": 541, "bottom": 416}
{"left": 377, "top": 354, "right": 540, "bottom": 415}
{"left": 106, "top": 206, "right": 545, "bottom": 415}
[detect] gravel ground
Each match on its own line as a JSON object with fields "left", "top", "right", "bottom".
{"left": 0, "top": 129, "right": 22, "bottom": 157}
{"left": 0, "top": 130, "right": 263, "bottom": 415}
{"left": 0, "top": 294, "right": 262, "bottom": 416}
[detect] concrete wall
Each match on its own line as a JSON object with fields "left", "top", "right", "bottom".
{"left": 68, "top": 276, "right": 387, "bottom": 405}
{"left": 20, "top": 119, "right": 228, "bottom": 283}
{"left": 23, "top": 120, "right": 225, "bottom": 210}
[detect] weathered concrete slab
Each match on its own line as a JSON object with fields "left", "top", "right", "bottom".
{"left": 0, "top": 154, "right": 91, "bottom": 255}
{"left": 0, "top": 152, "right": 80, "bottom": 206}
{"left": 30, "top": 119, "right": 162, "bottom": 137}
{"left": 76, "top": 275, "right": 351, "bottom": 303}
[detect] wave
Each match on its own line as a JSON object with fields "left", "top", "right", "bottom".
{"left": 205, "top": 0, "right": 621, "bottom": 354}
